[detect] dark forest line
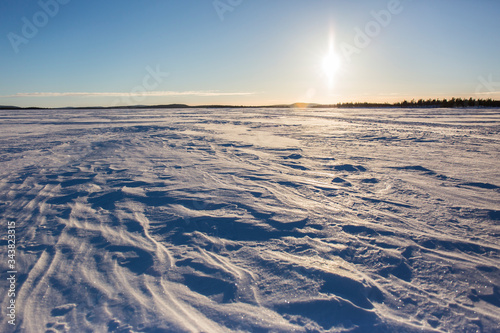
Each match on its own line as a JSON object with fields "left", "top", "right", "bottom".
{"left": 332, "top": 97, "right": 500, "bottom": 108}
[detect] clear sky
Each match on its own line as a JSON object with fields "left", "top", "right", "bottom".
{"left": 1, "top": 0, "right": 499, "bottom": 108}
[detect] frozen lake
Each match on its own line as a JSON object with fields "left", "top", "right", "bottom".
{"left": 1, "top": 107, "right": 499, "bottom": 332}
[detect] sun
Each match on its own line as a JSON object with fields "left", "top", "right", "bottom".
{"left": 322, "top": 50, "right": 341, "bottom": 87}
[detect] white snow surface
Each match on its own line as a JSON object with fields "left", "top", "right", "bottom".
{"left": 0, "top": 107, "right": 499, "bottom": 333}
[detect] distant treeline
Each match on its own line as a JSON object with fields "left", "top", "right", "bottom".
{"left": 334, "top": 98, "right": 500, "bottom": 108}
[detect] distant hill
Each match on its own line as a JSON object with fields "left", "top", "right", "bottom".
{"left": 0, "top": 105, "right": 21, "bottom": 109}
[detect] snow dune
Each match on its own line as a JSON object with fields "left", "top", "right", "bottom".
{"left": 0, "top": 107, "right": 499, "bottom": 332}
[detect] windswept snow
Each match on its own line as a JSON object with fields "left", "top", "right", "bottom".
{"left": 0, "top": 107, "right": 499, "bottom": 332}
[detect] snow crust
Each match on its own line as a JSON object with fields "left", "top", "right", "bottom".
{"left": 0, "top": 107, "right": 499, "bottom": 332}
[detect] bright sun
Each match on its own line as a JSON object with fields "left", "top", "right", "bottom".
{"left": 322, "top": 51, "right": 341, "bottom": 87}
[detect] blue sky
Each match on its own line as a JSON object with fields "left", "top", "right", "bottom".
{"left": 1, "top": 0, "right": 499, "bottom": 108}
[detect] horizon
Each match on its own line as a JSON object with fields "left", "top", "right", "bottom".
{"left": 2, "top": 95, "right": 500, "bottom": 110}
{"left": 3, "top": 95, "right": 500, "bottom": 110}
{"left": 1, "top": 0, "right": 500, "bottom": 108}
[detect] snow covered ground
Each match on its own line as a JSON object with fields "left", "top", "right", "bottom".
{"left": 0, "top": 107, "right": 499, "bottom": 333}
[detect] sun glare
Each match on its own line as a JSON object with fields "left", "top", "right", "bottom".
{"left": 322, "top": 50, "right": 341, "bottom": 88}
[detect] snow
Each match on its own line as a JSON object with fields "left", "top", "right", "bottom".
{"left": 0, "top": 107, "right": 499, "bottom": 332}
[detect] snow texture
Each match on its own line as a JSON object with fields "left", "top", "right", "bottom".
{"left": 0, "top": 107, "right": 499, "bottom": 333}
